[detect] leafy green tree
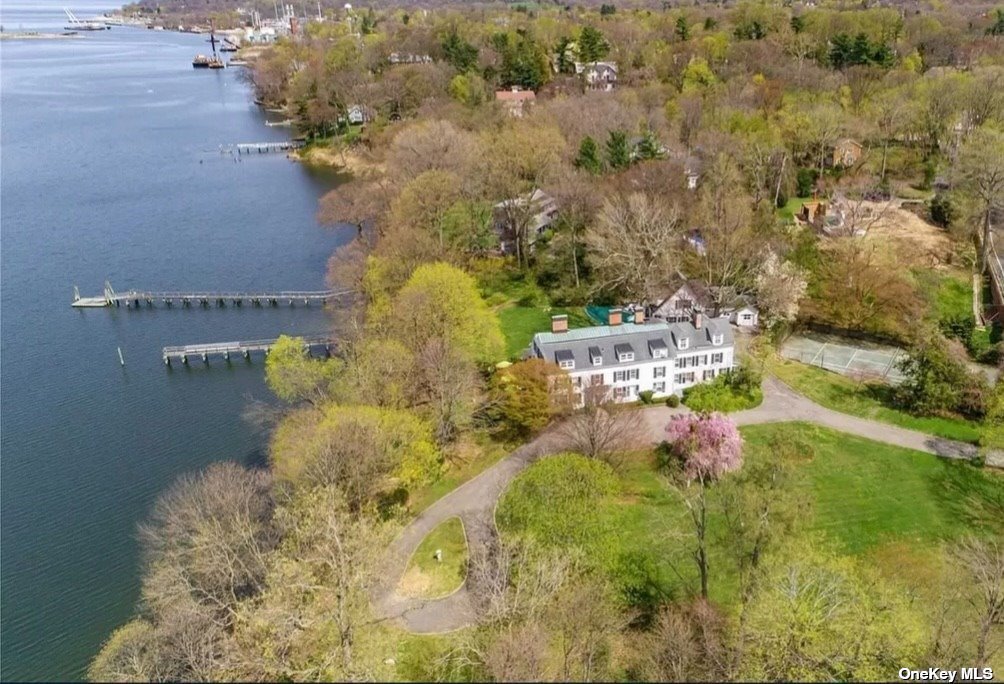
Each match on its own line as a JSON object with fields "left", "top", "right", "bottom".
{"left": 605, "top": 129, "right": 631, "bottom": 170}
{"left": 739, "top": 546, "right": 928, "bottom": 681}
{"left": 930, "top": 193, "right": 956, "bottom": 229}
{"left": 497, "top": 32, "right": 550, "bottom": 90}
{"left": 392, "top": 262, "right": 505, "bottom": 365}
{"left": 489, "top": 358, "right": 573, "bottom": 437}
{"left": 980, "top": 378, "right": 1004, "bottom": 452}
{"left": 265, "top": 335, "right": 342, "bottom": 405}
{"left": 442, "top": 28, "right": 479, "bottom": 72}
{"left": 270, "top": 404, "right": 442, "bottom": 504}
{"left": 675, "top": 15, "right": 690, "bottom": 41}
{"left": 578, "top": 25, "right": 610, "bottom": 63}
{"left": 574, "top": 135, "right": 602, "bottom": 174}
{"left": 896, "top": 338, "right": 988, "bottom": 419}
{"left": 681, "top": 57, "right": 717, "bottom": 92}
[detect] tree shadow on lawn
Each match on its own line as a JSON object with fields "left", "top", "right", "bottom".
{"left": 926, "top": 459, "right": 1004, "bottom": 537}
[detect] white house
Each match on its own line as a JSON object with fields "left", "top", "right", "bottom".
{"left": 576, "top": 61, "right": 618, "bottom": 91}
{"left": 530, "top": 309, "right": 735, "bottom": 404}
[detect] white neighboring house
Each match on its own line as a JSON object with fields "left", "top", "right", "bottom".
{"left": 493, "top": 189, "right": 558, "bottom": 254}
{"left": 530, "top": 309, "right": 736, "bottom": 404}
{"left": 575, "top": 61, "right": 618, "bottom": 91}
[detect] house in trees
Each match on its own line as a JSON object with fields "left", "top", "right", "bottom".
{"left": 576, "top": 61, "right": 618, "bottom": 91}
{"left": 649, "top": 274, "right": 759, "bottom": 328}
{"left": 798, "top": 198, "right": 860, "bottom": 237}
{"left": 829, "top": 138, "right": 864, "bottom": 168}
{"left": 530, "top": 309, "right": 736, "bottom": 403}
{"left": 388, "top": 52, "right": 432, "bottom": 65}
{"left": 493, "top": 189, "right": 558, "bottom": 255}
{"left": 495, "top": 87, "right": 536, "bottom": 117}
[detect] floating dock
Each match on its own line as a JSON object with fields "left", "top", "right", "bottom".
{"left": 73, "top": 282, "right": 350, "bottom": 309}
{"left": 163, "top": 335, "right": 333, "bottom": 366}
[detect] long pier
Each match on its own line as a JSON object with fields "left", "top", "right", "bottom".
{"left": 220, "top": 140, "right": 305, "bottom": 155}
{"left": 163, "top": 336, "right": 333, "bottom": 366}
{"left": 73, "top": 283, "right": 350, "bottom": 309}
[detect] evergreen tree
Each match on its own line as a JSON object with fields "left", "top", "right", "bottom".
{"left": 578, "top": 25, "right": 609, "bottom": 62}
{"left": 441, "top": 29, "right": 479, "bottom": 72}
{"left": 988, "top": 8, "right": 1004, "bottom": 36}
{"left": 790, "top": 15, "right": 805, "bottom": 34}
{"left": 554, "top": 36, "right": 576, "bottom": 74}
{"left": 574, "top": 136, "right": 602, "bottom": 174}
{"left": 605, "top": 130, "right": 631, "bottom": 170}
{"left": 635, "top": 130, "right": 662, "bottom": 161}
{"left": 675, "top": 15, "right": 691, "bottom": 41}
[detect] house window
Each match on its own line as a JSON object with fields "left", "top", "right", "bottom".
{"left": 712, "top": 333, "right": 724, "bottom": 345}
{"left": 629, "top": 368, "right": 639, "bottom": 381}
{"left": 592, "top": 355, "right": 602, "bottom": 366}
{"left": 677, "top": 338, "right": 689, "bottom": 350}
{"left": 674, "top": 372, "right": 696, "bottom": 384}
{"left": 653, "top": 381, "right": 666, "bottom": 393}
{"left": 618, "top": 351, "right": 635, "bottom": 363}
{"left": 559, "top": 359, "right": 575, "bottom": 370}
{"left": 653, "top": 348, "right": 668, "bottom": 359}
{"left": 741, "top": 313, "right": 753, "bottom": 322}
{"left": 703, "top": 370, "right": 716, "bottom": 380}
{"left": 591, "top": 373, "right": 604, "bottom": 386}
{"left": 654, "top": 366, "right": 666, "bottom": 378}
{"left": 712, "top": 353, "right": 724, "bottom": 364}
{"left": 613, "top": 387, "right": 626, "bottom": 399}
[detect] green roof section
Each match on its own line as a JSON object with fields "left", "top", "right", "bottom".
{"left": 534, "top": 321, "right": 670, "bottom": 346}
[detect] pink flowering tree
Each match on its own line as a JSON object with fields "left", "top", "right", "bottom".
{"left": 660, "top": 413, "right": 744, "bottom": 598}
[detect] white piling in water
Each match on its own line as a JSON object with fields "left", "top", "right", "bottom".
{"left": 117, "top": 347, "right": 125, "bottom": 366}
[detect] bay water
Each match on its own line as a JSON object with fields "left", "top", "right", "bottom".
{"left": 1, "top": 5, "right": 350, "bottom": 679}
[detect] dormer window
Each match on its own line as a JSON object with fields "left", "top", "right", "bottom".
{"left": 648, "top": 339, "right": 669, "bottom": 359}
{"left": 712, "top": 333, "right": 724, "bottom": 346}
{"left": 614, "top": 343, "right": 635, "bottom": 363}
{"left": 677, "top": 336, "right": 690, "bottom": 350}
{"left": 588, "top": 346, "right": 602, "bottom": 366}
{"left": 555, "top": 349, "right": 575, "bottom": 370}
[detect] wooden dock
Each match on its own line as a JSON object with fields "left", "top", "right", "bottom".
{"left": 163, "top": 335, "right": 333, "bottom": 366}
{"left": 73, "top": 283, "right": 350, "bottom": 309}
{"left": 220, "top": 140, "right": 305, "bottom": 155}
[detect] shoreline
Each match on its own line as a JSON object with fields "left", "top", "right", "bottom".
{"left": 0, "top": 32, "right": 85, "bottom": 40}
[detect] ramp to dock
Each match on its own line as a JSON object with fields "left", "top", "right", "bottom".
{"left": 163, "top": 335, "right": 333, "bottom": 365}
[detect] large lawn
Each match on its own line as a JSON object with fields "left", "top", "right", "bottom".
{"left": 498, "top": 423, "right": 1001, "bottom": 608}
{"left": 498, "top": 305, "right": 591, "bottom": 359}
{"left": 765, "top": 355, "right": 981, "bottom": 443}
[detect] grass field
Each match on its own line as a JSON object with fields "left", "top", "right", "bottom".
{"left": 776, "top": 196, "right": 808, "bottom": 222}
{"left": 765, "top": 355, "right": 981, "bottom": 443}
{"left": 498, "top": 305, "right": 591, "bottom": 359}
{"left": 398, "top": 517, "right": 468, "bottom": 600}
{"left": 498, "top": 423, "right": 1001, "bottom": 608}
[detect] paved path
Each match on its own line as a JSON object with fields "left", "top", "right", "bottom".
{"left": 371, "top": 377, "right": 984, "bottom": 633}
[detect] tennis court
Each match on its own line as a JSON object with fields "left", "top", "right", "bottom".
{"left": 781, "top": 333, "right": 907, "bottom": 383}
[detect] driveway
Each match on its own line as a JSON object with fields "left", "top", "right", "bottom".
{"left": 371, "top": 377, "right": 985, "bottom": 633}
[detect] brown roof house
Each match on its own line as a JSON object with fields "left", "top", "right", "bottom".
{"left": 495, "top": 87, "right": 536, "bottom": 117}
{"left": 829, "top": 138, "right": 864, "bottom": 168}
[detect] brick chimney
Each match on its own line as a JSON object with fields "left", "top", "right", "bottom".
{"left": 634, "top": 307, "right": 645, "bottom": 324}
{"left": 692, "top": 309, "right": 703, "bottom": 330}
{"left": 609, "top": 307, "right": 622, "bottom": 326}
{"left": 551, "top": 314, "right": 568, "bottom": 333}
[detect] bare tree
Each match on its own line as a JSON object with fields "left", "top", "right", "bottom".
{"left": 558, "top": 384, "right": 644, "bottom": 470}
{"left": 138, "top": 462, "right": 277, "bottom": 629}
{"left": 952, "top": 536, "right": 1004, "bottom": 667}
{"left": 586, "top": 192, "right": 684, "bottom": 299}
{"left": 550, "top": 578, "right": 628, "bottom": 681}
{"left": 641, "top": 599, "right": 732, "bottom": 682}
{"left": 414, "top": 337, "right": 481, "bottom": 444}
{"left": 955, "top": 128, "right": 1004, "bottom": 276}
